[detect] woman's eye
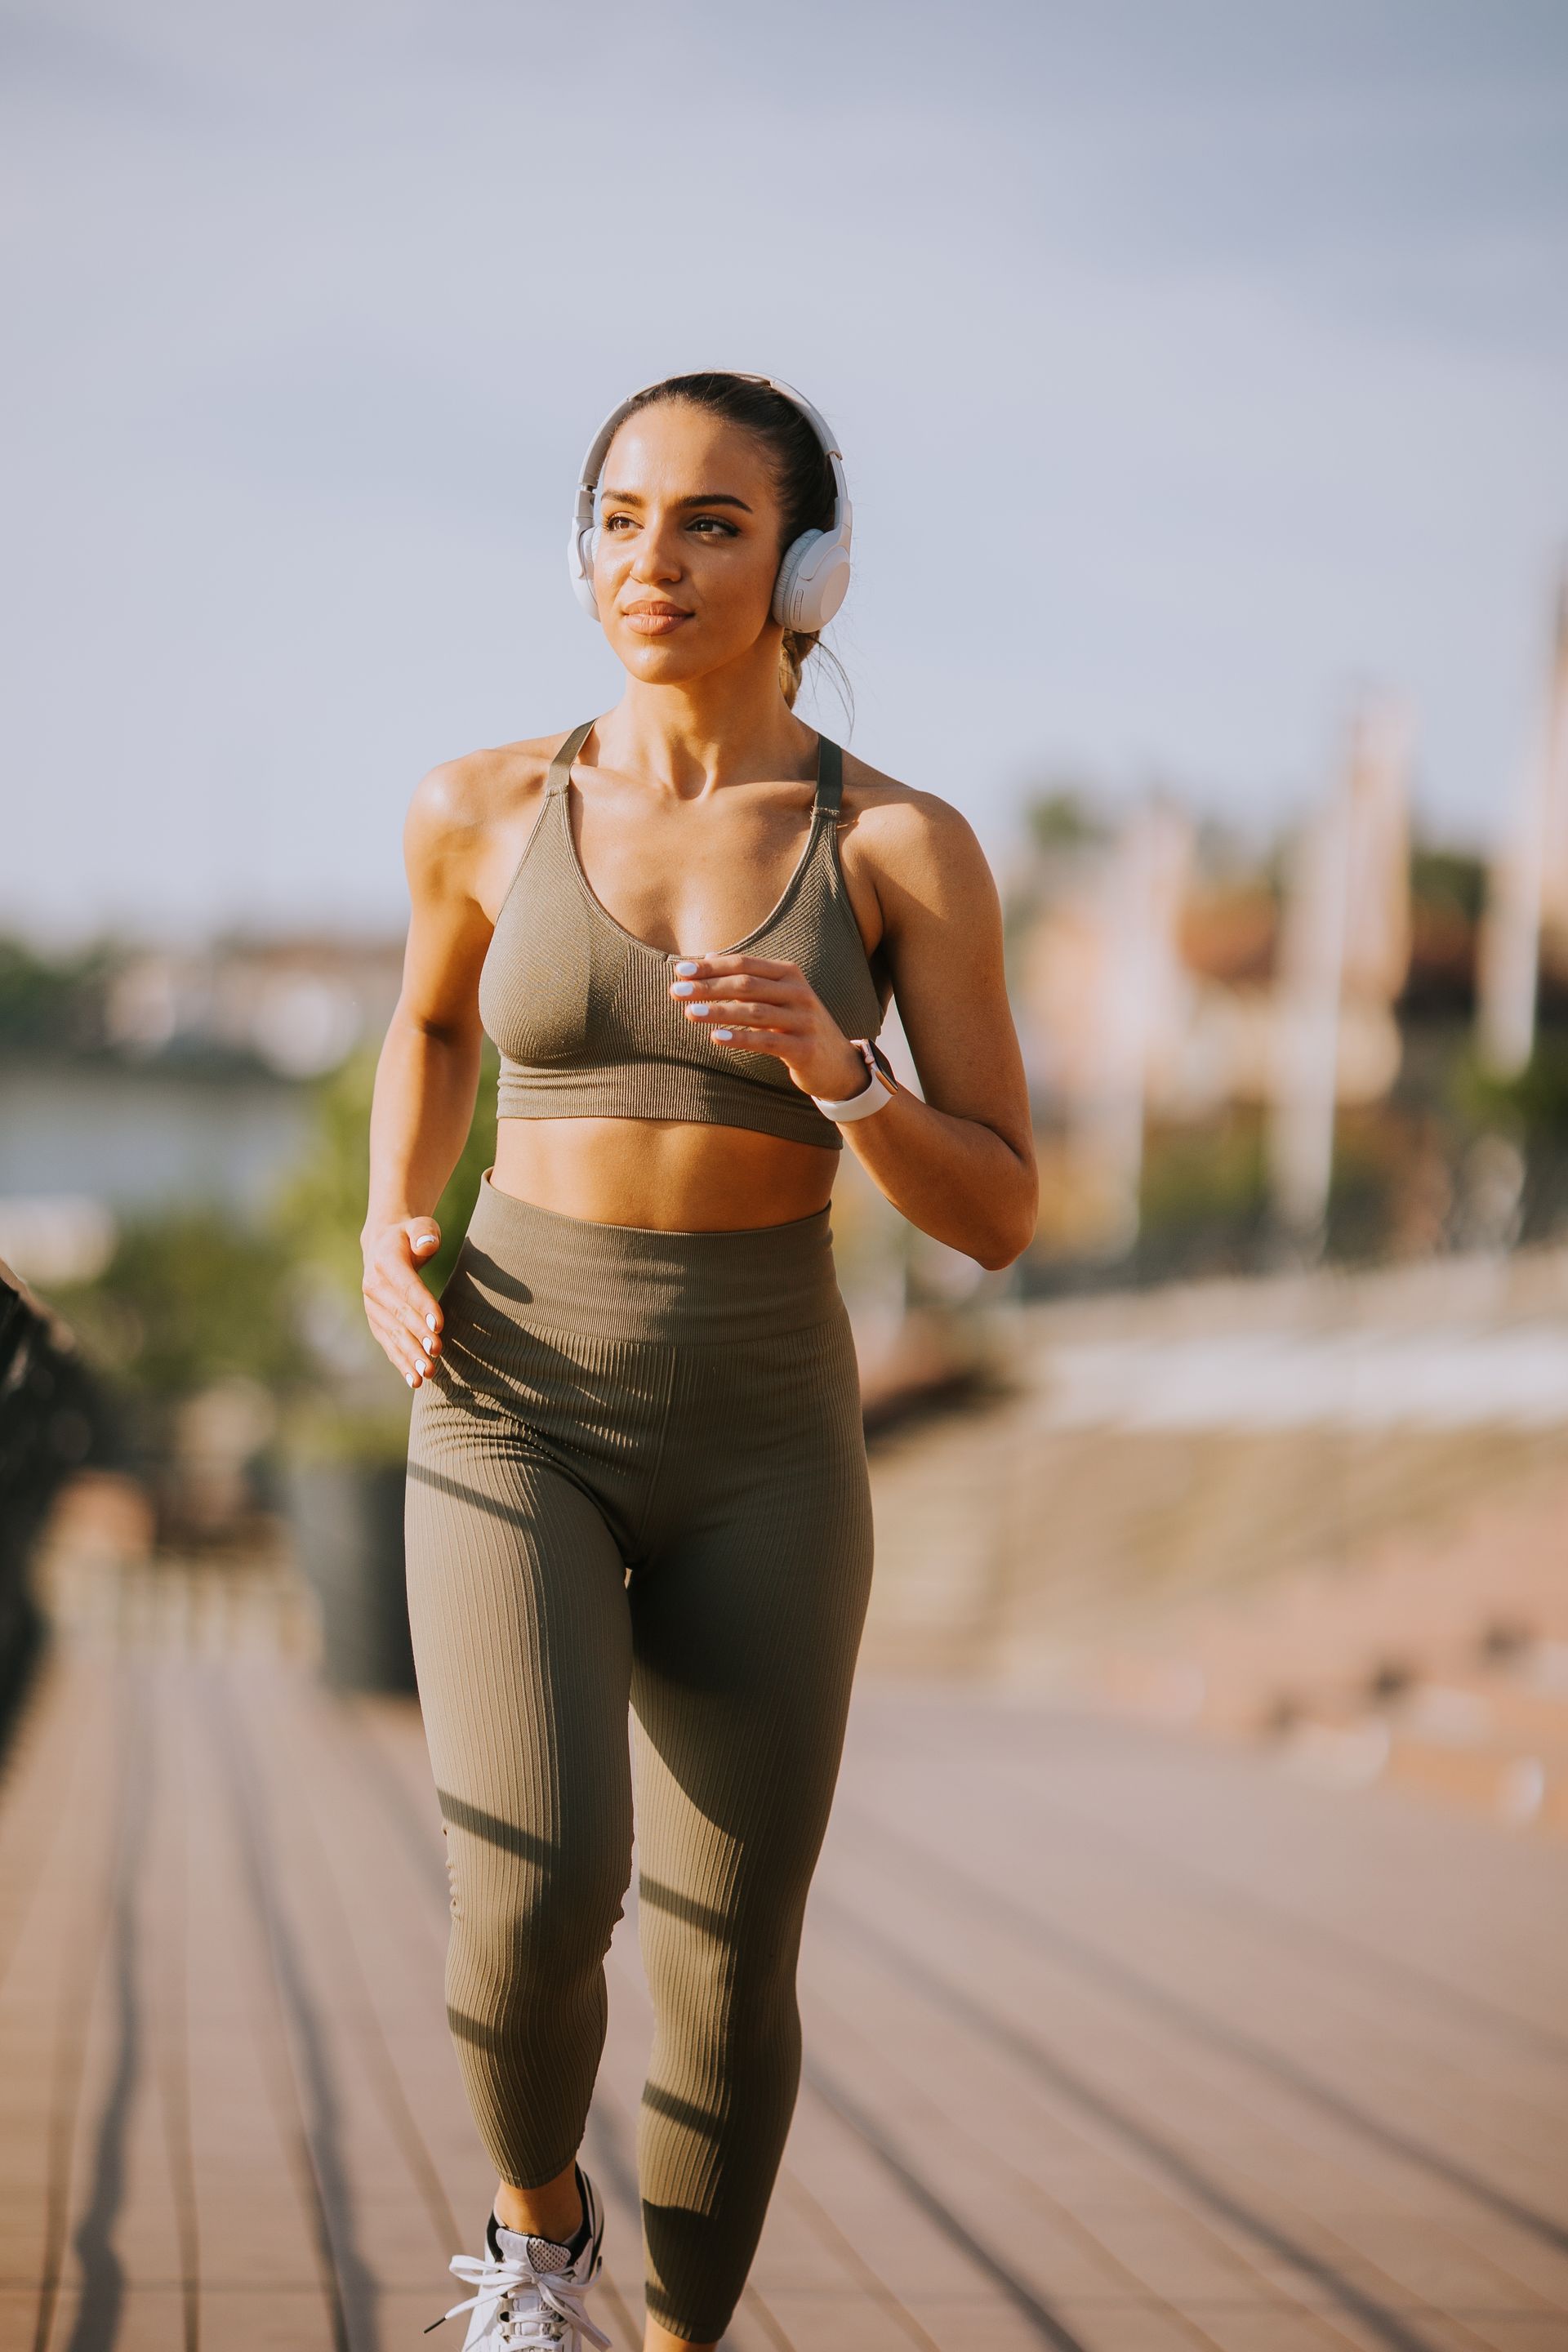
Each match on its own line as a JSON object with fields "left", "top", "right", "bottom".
{"left": 603, "top": 513, "right": 635, "bottom": 532}
{"left": 688, "top": 517, "right": 738, "bottom": 537}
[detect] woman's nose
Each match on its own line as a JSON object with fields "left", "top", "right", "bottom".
{"left": 628, "top": 522, "right": 684, "bottom": 582}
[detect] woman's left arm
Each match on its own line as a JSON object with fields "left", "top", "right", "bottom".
{"left": 669, "top": 794, "right": 1038, "bottom": 1268}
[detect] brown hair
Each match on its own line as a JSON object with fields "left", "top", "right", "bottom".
{"left": 615, "top": 371, "right": 852, "bottom": 719}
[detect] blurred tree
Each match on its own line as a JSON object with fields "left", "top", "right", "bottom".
{"left": 1455, "top": 1034, "right": 1568, "bottom": 1141}
{"left": 0, "top": 934, "right": 119, "bottom": 1054}
{"left": 274, "top": 1036, "right": 500, "bottom": 1308}
{"left": 44, "top": 1209, "right": 297, "bottom": 1399}
{"left": 1004, "top": 782, "right": 1113, "bottom": 980}
{"left": 1411, "top": 846, "right": 1487, "bottom": 924}
{"left": 1134, "top": 1111, "right": 1270, "bottom": 1281}
{"left": 1022, "top": 785, "right": 1109, "bottom": 855}
{"left": 1400, "top": 844, "right": 1484, "bottom": 1022}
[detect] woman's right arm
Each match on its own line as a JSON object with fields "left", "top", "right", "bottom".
{"left": 359, "top": 758, "right": 504, "bottom": 1389}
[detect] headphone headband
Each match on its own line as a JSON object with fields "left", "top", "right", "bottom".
{"left": 568, "top": 372, "right": 853, "bottom": 633}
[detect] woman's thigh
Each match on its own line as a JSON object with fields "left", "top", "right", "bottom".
{"left": 405, "top": 1404, "right": 636, "bottom": 1916}
{"left": 628, "top": 1310, "right": 875, "bottom": 1913}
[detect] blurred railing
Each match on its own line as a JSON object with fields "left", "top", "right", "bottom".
{"left": 0, "top": 1257, "right": 111, "bottom": 1740}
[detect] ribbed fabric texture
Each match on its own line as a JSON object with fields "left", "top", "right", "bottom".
{"left": 476, "top": 724, "right": 890, "bottom": 1150}
{"left": 404, "top": 1177, "right": 875, "bottom": 2343}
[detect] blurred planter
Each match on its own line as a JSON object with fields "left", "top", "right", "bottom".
{"left": 281, "top": 1408, "right": 415, "bottom": 1693}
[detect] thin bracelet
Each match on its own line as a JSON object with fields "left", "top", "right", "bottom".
{"left": 812, "top": 1038, "right": 899, "bottom": 1123}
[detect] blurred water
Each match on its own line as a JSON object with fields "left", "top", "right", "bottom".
{"left": 0, "top": 1063, "right": 309, "bottom": 1219}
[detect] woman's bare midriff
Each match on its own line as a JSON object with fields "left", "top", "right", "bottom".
{"left": 489, "top": 1116, "right": 839, "bottom": 1232}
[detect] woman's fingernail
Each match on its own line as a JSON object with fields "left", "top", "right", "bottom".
{"left": 405, "top": 1370, "right": 416, "bottom": 1388}
{"left": 670, "top": 980, "right": 697, "bottom": 996}
{"left": 674, "top": 959, "right": 700, "bottom": 977}
{"left": 713, "top": 1027, "right": 734, "bottom": 1043}
{"left": 417, "top": 1356, "right": 431, "bottom": 1374}
{"left": 687, "top": 1002, "right": 712, "bottom": 1018}
{"left": 425, "top": 1312, "right": 438, "bottom": 1331}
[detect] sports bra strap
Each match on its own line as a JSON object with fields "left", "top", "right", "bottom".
{"left": 813, "top": 735, "right": 844, "bottom": 817}
{"left": 546, "top": 719, "right": 598, "bottom": 795}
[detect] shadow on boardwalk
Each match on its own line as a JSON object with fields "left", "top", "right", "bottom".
{"left": 3, "top": 1543, "right": 1568, "bottom": 2352}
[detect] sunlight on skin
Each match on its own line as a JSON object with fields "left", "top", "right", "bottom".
{"left": 492, "top": 2163, "right": 582, "bottom": 2244}
{"left": 363, "top": 399, "right": 1036, "bottom": 1391}
{"left": 643, "top": 2323, "right": 718, "bottom": 2352}
{"left": 492, "top": 2169, "right": 719, "bottom": 2351}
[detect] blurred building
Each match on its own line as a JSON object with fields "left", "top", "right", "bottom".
{"left": 0, "top": 933, "right": 404, "bottom": 1276}
{"left": 1001, "top": 691, "right": 1548, "bottom": 1272}
{"left": 103, "top": 936, "right": 404, "bottom": 1077}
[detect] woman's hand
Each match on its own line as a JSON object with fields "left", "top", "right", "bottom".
{"left": 361, "top": 1217, "right": 445, "bottom": 1389}
{"left": 668, "top": 953, "right": 870, "bottom": 1102}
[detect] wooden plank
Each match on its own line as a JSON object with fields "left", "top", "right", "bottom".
{"left": 177, "top": 1656, "right": 343, "bottom": 2347}
{"left": 801, "top": 1962, "right": 1364, "bottom": 2346}
{"left": 0, "top": 1655, "right": 130, "bottom": 2350}
{"left": 836, "top": 1687, "right": 1568, "bottom": 2035}
{"left": 819, "top": 1701, "right": 1568, "bottom": 2348}
{"left": 867, "top": 1704, "right": 1568, "bottom": 2178}
{"left": 813, "top": 1844, "right": 1559, "bottom": 2344}
{"left": 0, "top": 1649, "right": 97, "bottom": 1989}
{"left": 7, "top": 1614, "right": 1568, "bottom": 2352}
{"left": 62, "top": 1658, "right": 194, "bottom": 2349}
{"left": 819, "top": 1798, "right": 1568, "bottom": 2281}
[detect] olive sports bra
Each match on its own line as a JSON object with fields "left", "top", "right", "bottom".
{"left": 477, "top": 720, "right": 892, "bottom": 1152}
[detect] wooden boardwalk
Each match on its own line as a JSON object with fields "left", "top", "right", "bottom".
{"left": 4, "top": 1561, "right": 1568, "bottom": 2352}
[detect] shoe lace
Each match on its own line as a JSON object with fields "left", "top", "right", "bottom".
{"left": 424, "top": 2250, "right": 612, "bottom": 2350}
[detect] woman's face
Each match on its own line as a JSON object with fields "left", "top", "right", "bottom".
{"left": 591, "top": 403, "right": 786, "bottom": 685}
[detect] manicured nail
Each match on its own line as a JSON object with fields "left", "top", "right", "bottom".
{"left": 674, "top": 960, "right": 700, "bottom": 977}
{"left": 712, "top": 1027, "right": 734, "bottom": 1043}
{"left": 405, "top": 1370, "right": 416, "bottom": 1388}
{"left": 670, "top": 980, "right": 698, "bottom": 996}
{"left": 425, "top": 1312, "right": 438, "bottom": 1331}
{"left": 687, "top": 1001, "right": 712, "bottom": 1017}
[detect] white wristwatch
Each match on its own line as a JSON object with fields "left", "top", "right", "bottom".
{"left": 812, "top": 1038, "right": 899, "bottom": 1123}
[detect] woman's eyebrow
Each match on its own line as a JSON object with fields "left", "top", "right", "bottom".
{"left": 599, "top": 488, "right": 754, "bottom": 512}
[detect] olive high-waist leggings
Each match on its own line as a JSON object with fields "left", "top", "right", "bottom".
{"left": 404, "top": 1173, "right": 875, "bottom": 2344}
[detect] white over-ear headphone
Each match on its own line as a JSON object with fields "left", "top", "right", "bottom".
{"left": 568, "top": 372, "right": 853, "bottom": 634}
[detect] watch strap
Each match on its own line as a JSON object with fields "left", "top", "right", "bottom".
{"left": 812, "top": 1037, "right": 898, "bottom": 1123}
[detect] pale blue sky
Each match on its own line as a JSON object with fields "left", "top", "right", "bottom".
{"left": 4, "top": 1, "right": 1567, "bottom": 940}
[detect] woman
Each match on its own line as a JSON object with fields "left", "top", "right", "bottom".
{"left": 362, "top": 372, "right": 1036, "bottom": 2350}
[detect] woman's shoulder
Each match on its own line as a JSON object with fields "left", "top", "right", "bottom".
{"left": 408, "top": 728, "right": 576, "bottom": 835}
{"left": 840, "top": 745, "right": 990, "bottom": 896}
{"left": 402, "top": 727, "right": 587, "bottom": 911}
{"left": 403, "top": 726, "right": 590, "bottom": 882}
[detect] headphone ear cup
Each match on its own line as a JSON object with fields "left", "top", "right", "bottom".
{"left": 773, "top": 529, "right": 851, "bottom": 633}
{"left": 772, "top": 530, "right": 818, "bottom": 630}
{"left": 571, "top": 523, "right": 601, "bottom": 619}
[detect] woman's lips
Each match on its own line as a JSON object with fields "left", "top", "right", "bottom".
{"left": 623, "top": 604, "right": 692, "bottom": 635}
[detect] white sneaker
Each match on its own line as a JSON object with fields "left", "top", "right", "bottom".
{"left": 425, "top": 2169, "right": 612, "bottom": 2350}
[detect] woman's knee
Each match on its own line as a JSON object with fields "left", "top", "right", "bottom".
{"left": 641, "top": 1891, "right": 805, "bottom": 2041}
{"left": 448, "top": 1829, "right": 631, "bottom": 2002}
